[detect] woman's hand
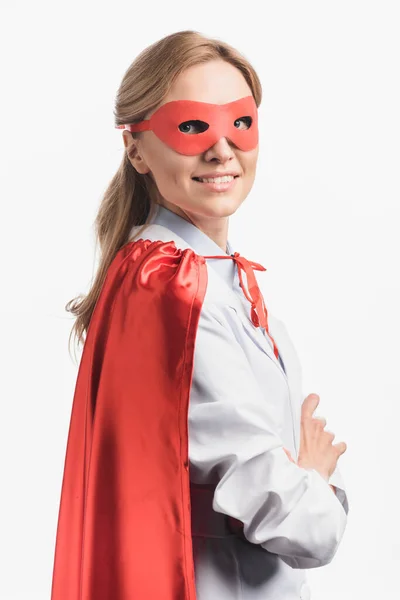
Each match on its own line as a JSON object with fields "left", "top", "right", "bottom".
{"left": 297, "top": 393, "right": 347, "bottom": 481}
{"left": 283, "top": 393, "right": 347, "bottom": 490}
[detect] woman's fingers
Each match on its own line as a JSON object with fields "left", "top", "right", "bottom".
{"left": 314, "top": 416, "right": 327, "bottom": 428}
{"left": 333, "top": 441, "right": 347, "bottom": 456}
{"left": 301, "top": 394, "right": 320, "bottom": 421}
{"left": 298, "top": 393, "right": 347, "bottom": 479}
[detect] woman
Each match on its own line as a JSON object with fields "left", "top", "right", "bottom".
{"left": 51, "top": 30, "right": 348, "bottom": 600}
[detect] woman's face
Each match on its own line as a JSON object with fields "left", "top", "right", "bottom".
{"left": 123, "top": 59, "right": 259, "bottom": 222}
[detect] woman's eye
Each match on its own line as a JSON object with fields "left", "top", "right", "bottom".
{"left": 234, "top": 116, "right": 252, "bottom": 130}
{"left": 178, "top": 120, "right": 209, "bottom": 134}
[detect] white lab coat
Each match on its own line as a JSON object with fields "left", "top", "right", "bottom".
{"left": 129, "top": 204, "right": 349, "bottom": 600}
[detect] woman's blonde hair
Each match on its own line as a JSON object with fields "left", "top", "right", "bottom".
{"left": 66, "top": 29, "right": 262, "bottom": 358}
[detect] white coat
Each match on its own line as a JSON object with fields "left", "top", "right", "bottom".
{"left": 129, "top": 204, "right": 349, "bottom": 600}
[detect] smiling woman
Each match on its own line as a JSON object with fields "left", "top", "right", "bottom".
{"left": 120, "top": 60, "right": 260, "bottom": 231}
{"left": 51, "top": 29, "right": 349, "bottom": 600}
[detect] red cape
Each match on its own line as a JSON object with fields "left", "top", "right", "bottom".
{"left": 51, "top": 239, "right": 208, "bottom": 600}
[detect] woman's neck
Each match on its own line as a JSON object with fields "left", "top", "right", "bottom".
{"left": 157, "top": 199, "right": 229, "bottom": 253}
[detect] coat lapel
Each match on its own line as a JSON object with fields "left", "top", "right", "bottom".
{"left": 206, "top": 271, "right": 302, "bottom": 455}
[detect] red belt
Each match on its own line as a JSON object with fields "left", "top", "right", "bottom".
{"left": 190, "top": 482, "right": 246, "bottom": 540}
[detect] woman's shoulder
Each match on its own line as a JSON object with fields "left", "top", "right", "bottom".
{"left": 129, "top": 223, "right": 192, "bottom": 250}
{"left": 128, "top": 223, "right": 232, "bottom": 309}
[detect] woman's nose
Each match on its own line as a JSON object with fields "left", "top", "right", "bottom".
{"left": 204, "top": 136, "right": 235, "bottom": 161}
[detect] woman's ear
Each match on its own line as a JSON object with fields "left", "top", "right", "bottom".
{"left": 122, "top": 131, "right": 150, "bottom": 175}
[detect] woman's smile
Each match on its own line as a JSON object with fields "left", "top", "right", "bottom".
{"left": 192, "top": 174, "right": 239, "bottom": 192}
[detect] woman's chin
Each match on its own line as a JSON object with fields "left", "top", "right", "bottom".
{"left": 190, "top": 196, "right": 243, "bottom": 219}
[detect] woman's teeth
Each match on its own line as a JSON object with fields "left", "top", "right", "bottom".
{"left": 195, "top": 175, "right": 235, "bottom": 183}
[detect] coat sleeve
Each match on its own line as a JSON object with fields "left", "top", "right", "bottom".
{"left": 188, "top": 302, "right": 348, "bottom": 569}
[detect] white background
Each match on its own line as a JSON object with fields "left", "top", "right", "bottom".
{"left": 1, "top": 1, "right": 399, "bottom": 598}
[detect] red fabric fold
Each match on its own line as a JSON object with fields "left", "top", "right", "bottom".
{"left": 51, "top": 239, "right": 208, "bottom": 600}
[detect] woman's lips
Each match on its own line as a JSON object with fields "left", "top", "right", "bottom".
{"left": 192, "top": 175, "right": 239, "bottom": 193}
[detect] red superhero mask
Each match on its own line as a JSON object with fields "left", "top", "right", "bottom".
{"left": 115, "top": 95, "right": 258, "bottom": 155}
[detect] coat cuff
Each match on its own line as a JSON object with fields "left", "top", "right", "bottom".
{"left": 329, "top": 468, "right": 349, "bottom": 515}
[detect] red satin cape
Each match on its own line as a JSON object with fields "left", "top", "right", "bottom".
{"left": 51, "top": 239, "right": 208, "bottom": 600}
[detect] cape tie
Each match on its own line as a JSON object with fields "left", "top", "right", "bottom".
{"left": 202, "top": 251, "right": 279, "bottom": 359}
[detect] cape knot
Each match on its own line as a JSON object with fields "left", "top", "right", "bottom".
{"left": 202, "top": 251, "right": 279, "bottom": 359}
